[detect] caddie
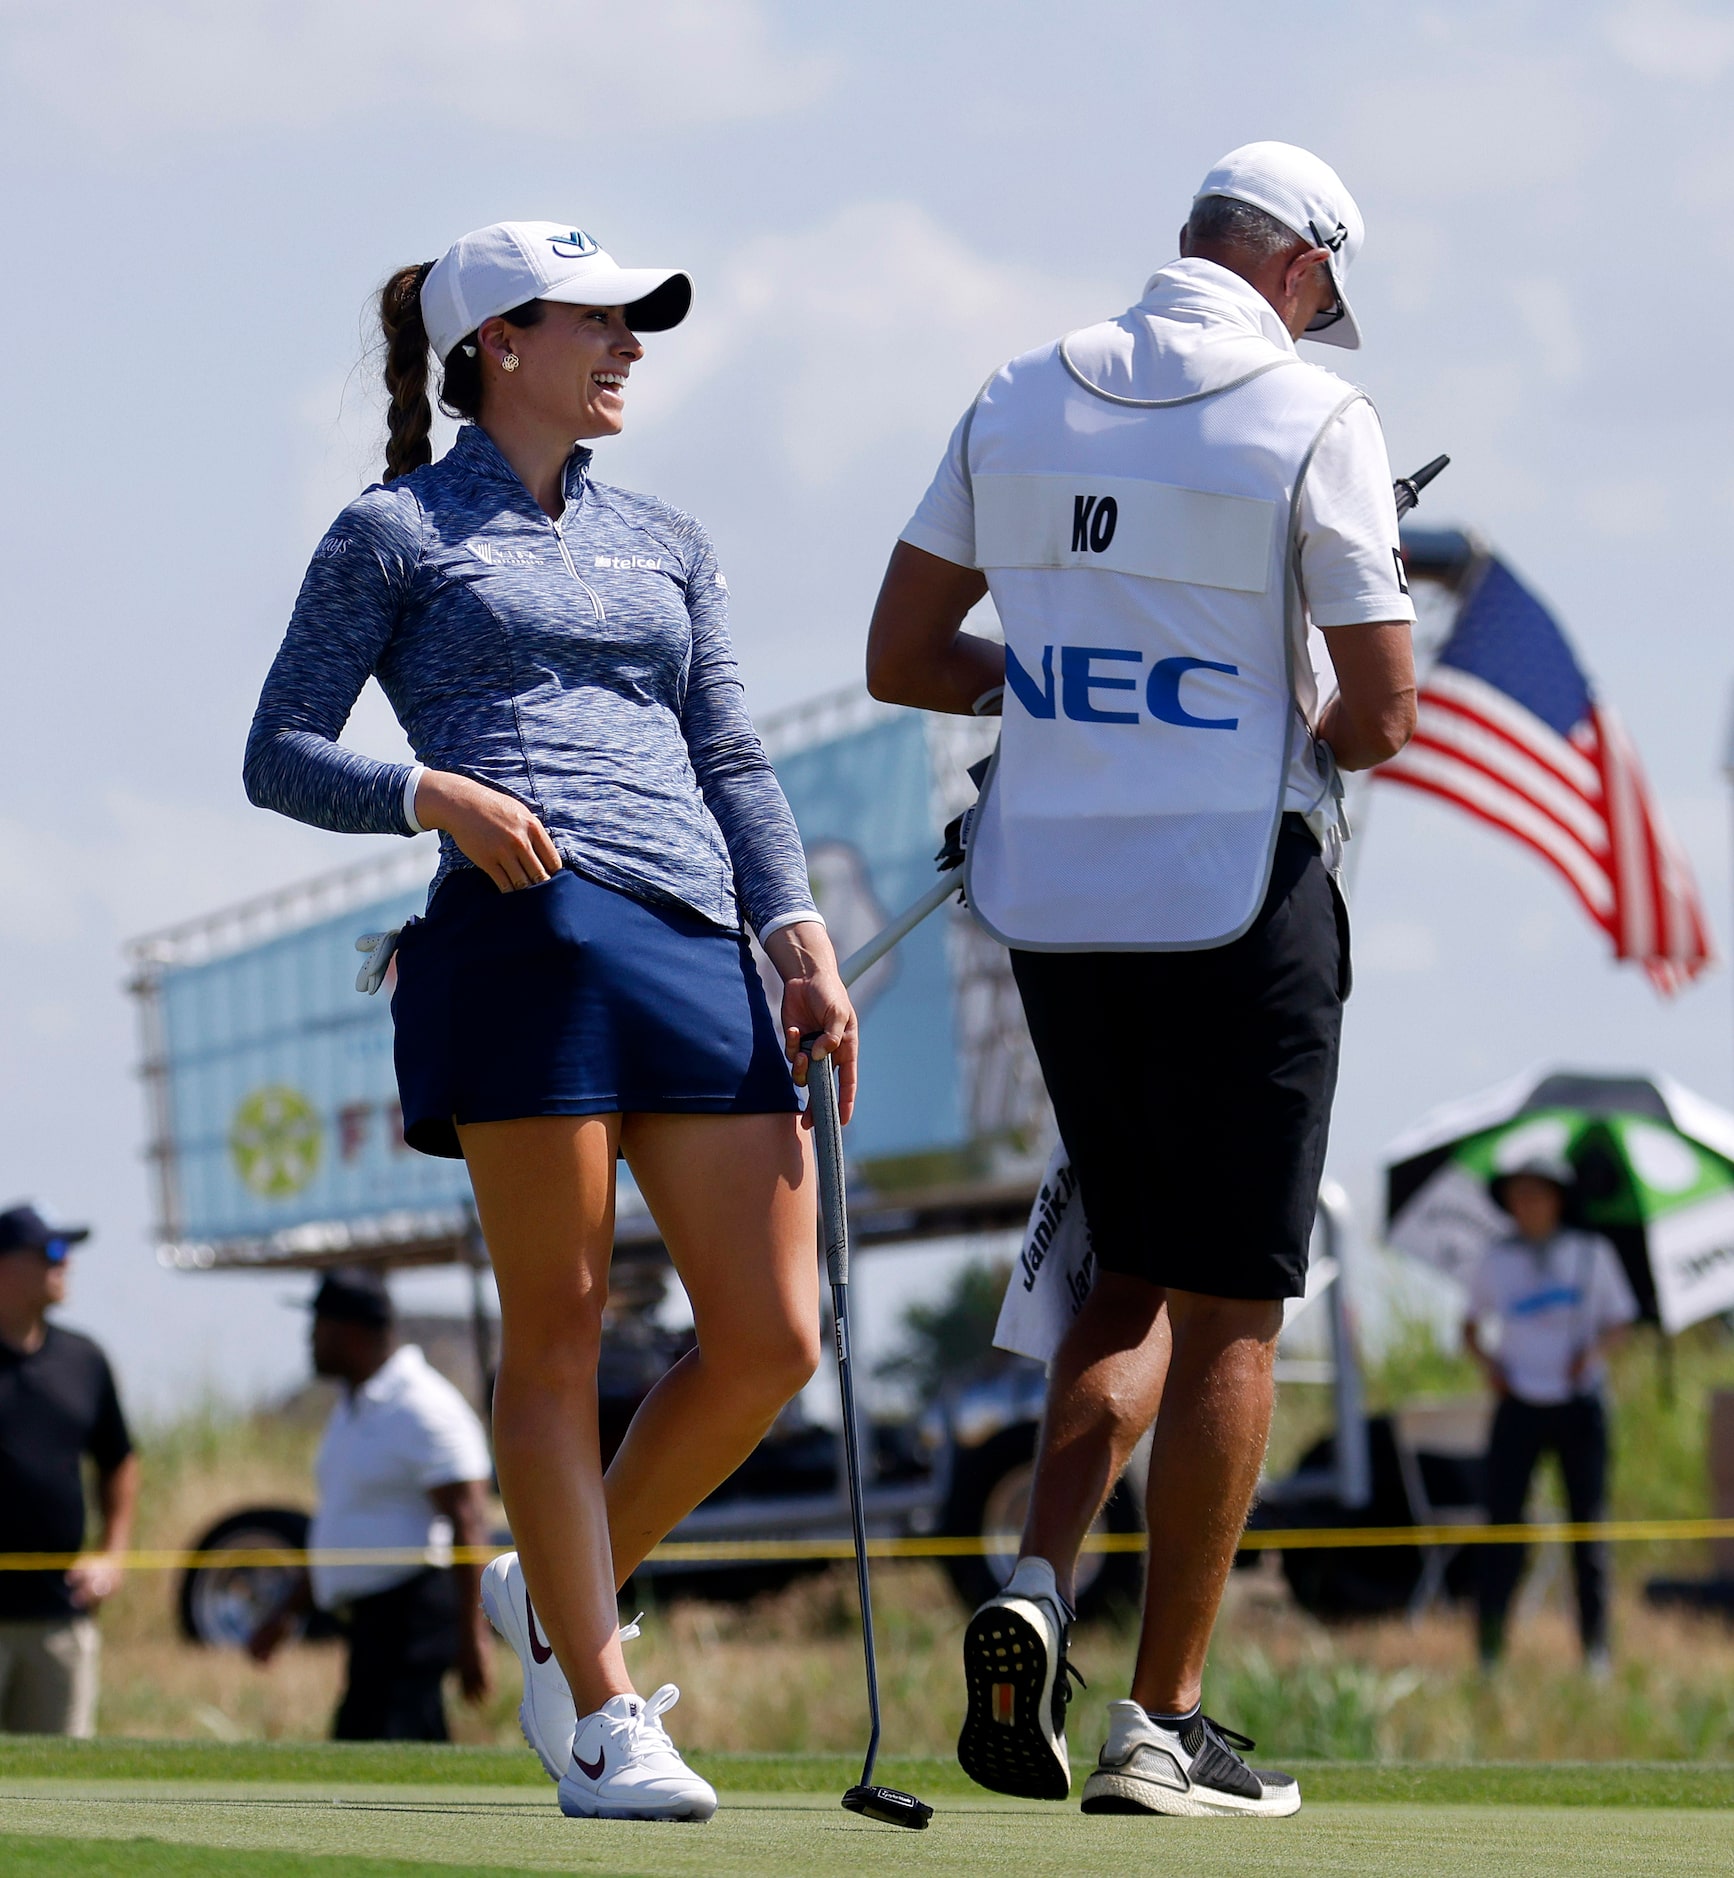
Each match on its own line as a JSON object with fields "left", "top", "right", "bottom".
{"left": 866, "top": 141, "right": 1417, "bottom": 1818}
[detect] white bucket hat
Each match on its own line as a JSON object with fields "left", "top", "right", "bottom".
{"left": 421, "top": 222, "right": 692, "bottom": 363}
{"left": 1193, "top": 142, "right": 1365, "bottom": 349}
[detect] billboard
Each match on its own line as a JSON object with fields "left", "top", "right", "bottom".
{"left": 146, "top": 877, "right": 469, "bottom": 1253}
{"left": 130, "top": 696, "right": 1046, "bottom": 1262}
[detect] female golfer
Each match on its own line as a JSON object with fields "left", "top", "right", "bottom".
{"left": 244, "top": 222, "right": 855, "bottom": 1820}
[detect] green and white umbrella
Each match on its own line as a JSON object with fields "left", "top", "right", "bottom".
{"left": 1383, "top": 1068, "right": 1734, "bottom": 1334}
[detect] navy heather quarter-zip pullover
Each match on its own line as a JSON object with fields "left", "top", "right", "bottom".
{"left": 244, "top": 424, "right": 817, "bottom": 937}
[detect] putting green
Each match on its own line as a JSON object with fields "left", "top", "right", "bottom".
{"left": 0, "top": 1747, "right": 1728, "bottom": 1878}
{"left": 2, "top": 1740, "right": 1731, "bottom": 1806}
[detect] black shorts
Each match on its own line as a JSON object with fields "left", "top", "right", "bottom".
{"left": 1010, "top": 817, "right": 1348, "bottom": 1301}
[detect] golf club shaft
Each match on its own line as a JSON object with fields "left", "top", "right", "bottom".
{"left": 807, "top": 1053, "right": 882, "bottom": 1794}
{"left": 832, "top": 1278, "right": 881, "bottom": 1793}
{"left": 839, "top": 873, "right": 962, "bottom": 989}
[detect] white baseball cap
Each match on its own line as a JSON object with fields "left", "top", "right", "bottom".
{"left": 421, "top": 221, "right": 692, "bottom": 363}
{"left": 1193, "top": 142, "right": 1365, "bottom": 349}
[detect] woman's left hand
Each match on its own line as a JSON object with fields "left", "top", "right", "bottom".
{"left": 764, "top": 921, "right": 858, "bottom": 1126}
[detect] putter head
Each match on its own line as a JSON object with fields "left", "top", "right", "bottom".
{"left": 842, "top": 1784, "right": 932, "bottom": 1829}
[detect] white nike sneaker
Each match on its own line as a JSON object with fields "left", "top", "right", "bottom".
{"left": 480, "top": 1552, "right": 644, "bottom": 1782}
{"left": 558, "top": 1683, "right": 717, "bottom": 1822}
{"left": 1079, "top": 1699, "right": 1301, "bottom": 1818}
{"left": 957, "top": 1554, "right": 1079, "bottom": 1800}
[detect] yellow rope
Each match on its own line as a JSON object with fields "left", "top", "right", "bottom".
{"left": 4, "top": 1517, "right": 1732, "bottom": 1571}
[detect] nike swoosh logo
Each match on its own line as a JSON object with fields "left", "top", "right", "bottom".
{"left": 575, "top": 1747, "right": 605, "bottom": 1781}
{"left": 526, "top": 1588, "right": 553, "bottom": 1665}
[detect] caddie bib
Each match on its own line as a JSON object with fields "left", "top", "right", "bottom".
{"left": 962, "top": 323, "right": 1363, "bottom": 950}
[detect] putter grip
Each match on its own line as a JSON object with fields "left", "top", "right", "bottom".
{"left": 808, "top": 1052, "right": 850, "bottom": 1287}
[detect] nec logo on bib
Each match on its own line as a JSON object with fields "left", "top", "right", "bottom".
{"left": 1006, "top": 644, "right": 1240, "bottom": 730}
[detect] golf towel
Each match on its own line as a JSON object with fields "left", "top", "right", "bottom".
{"left": 994, "top": 1142, "right": 1095, "bottom": 1368}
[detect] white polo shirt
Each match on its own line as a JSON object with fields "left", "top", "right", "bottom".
{"left": 309, "top": 1344, "right": 493, "bottom": 1611}
{"left": 901, "top": 259, "right": 1415, "bottom": 827}
{"left": 1467, "top": 1229, "right": 1639, "bottom": 1407}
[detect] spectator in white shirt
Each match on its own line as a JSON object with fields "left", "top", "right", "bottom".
{"left": 250, "top": 1269, "right": 495, "bottom": 1738}
{"left": 1464, "top": 1154, "right": 1639, "bottom": 1673}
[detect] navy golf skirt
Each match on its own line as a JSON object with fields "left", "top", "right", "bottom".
{"left": 391, "top": 865, "right": 798, "bottom": 1159}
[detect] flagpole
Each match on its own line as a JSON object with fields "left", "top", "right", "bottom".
{"left": 1721, "top": 681, "right": 1734, "bottom": 1071}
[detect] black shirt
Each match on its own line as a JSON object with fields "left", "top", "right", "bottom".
{"left": 0, "top": 1324, "right": 133, "bottom": 1619}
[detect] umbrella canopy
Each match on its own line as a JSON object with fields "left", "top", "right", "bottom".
{"left": 1384, "top": 1068, "right": 1734, "bottom": 1334}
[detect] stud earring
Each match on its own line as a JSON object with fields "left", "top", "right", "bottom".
{"left": 501, "top": 351, "right": 520, "bottom": 373}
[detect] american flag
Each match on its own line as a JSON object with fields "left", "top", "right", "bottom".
{"left": 1374, "top": 554, "right": 1712, "bottom": 993}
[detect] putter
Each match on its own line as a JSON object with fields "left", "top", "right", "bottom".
{"left": 805, "top": 1041, "right": 934, "bottom": 1831}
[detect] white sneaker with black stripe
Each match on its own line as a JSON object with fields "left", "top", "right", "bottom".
{"left": 957, "top": 1555, "right": 1080, "bottom": 1800}
{"left": 1079, "top": 1699, "right": 1301, "bottom": 1817}
{"left": 480, "top": 1552, "right": 642, "bottom": 1782}
{"left": 558, "top": 1684, "right": 717, "bottom": 1822}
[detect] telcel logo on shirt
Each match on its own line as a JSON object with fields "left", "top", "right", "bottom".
{"left": 592, "top": 554, "right": 664, "bottom": 572}
{"left": 1007, "top": 643, "right": 1240, "bottom": 730}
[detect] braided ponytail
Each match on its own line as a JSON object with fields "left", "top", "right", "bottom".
{"left": 379, "top": 261, "right": 547, "bottom": 480}
{"left": 380, "top": 262, "right": 436, "bottom": 482}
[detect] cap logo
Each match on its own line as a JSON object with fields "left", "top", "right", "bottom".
{"left": 1309, "top": 219, "right": 1348, "bottom": 254}
{"left": 547, "top": 229, "right": 598, "bottom": 261}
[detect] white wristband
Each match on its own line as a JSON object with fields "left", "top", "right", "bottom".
{"left": 971, "top": 685, "right": 1005, "bottom": 717}
{"left": 757, "top": 908, "right": 824, "bottom": 944}
{"left": 402, "top": 765, "right": 427, "bottom": 835}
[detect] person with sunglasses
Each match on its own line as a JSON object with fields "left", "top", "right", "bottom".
{"left": 0, "top": 1204, "right": 137, "bottom": 1736}
{"left": 867, "top": 143, "right": 1415, "bottom": 1818}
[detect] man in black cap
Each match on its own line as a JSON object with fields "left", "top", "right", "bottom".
{"left": 0, "top": 1204, "right": 137, "bottom": 1735}
{"left": 249, "top": 1267, "right": 495, "bottom": 1739}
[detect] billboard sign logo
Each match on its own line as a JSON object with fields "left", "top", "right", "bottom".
{"left": 230, "top": 1085, "right": 323, "bottom": 1198}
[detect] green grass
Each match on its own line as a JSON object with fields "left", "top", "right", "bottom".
{"left": 3, "top": 1797, "right": 1732, "bottom": 1878}
{"left": 2, "top": 1736, "right": 1732, "bottom": 1804}
{"left": 2, "top": 1742, "right": 1731, "bottom": 1876}
{"left": 0, "top": 1738, "right": 551, "bottom": 1789}
{"left": 0, "top": 1840, "right": 560, "bottom": 1878}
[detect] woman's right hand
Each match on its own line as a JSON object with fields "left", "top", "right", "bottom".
{"left": 415, "top": 770, "right": 561, "bottom": 892}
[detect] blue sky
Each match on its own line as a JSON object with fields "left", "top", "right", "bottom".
{"left": 2, "top": 0, "right": 1732, "bottom": 1409}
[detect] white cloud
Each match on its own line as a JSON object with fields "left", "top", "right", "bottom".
{"left": 0, "top": 788, "right": 406, "bottom": 951}
{"left": 1357, "top": 918, "right": 1442, "bottom": 976}
{"left": 0, "top": 0, "right": 834, "bottom": 141}
{"left": 1603, "top": 1, "right": 1734, "bottom": 81}
{"left": 1509, "top": 276, "right": 1585, "bottom": 383}
{"left": 1375, "top": 215, "right": 1453, "bottom": 318}
{"left": 1579, "top": 475, "right": 1673, "bottom": 539}
{"left": 1345, "top": 57, "right": 1601, "bottom": 197}
{"left": 282, "top": 205, "right": 1104, "bottom": 527}
{"left": 628, "top": 200, "right": 1116, "bottom": 484}
{"left": 293, "top": 369, "right": 390, "bottom": 546}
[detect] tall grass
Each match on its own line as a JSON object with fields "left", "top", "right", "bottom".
{"left": 76, "top": 1299, "right": 1734, "bottom": 1755}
